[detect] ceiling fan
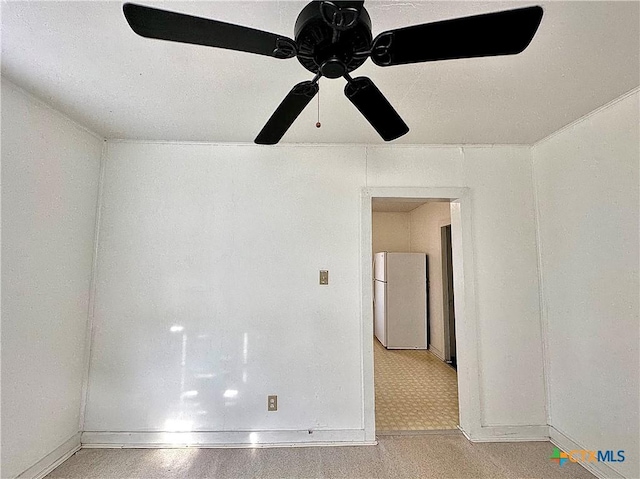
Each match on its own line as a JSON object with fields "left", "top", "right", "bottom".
{"left": 123, "top": 1, "right": 543, "bottom": 145}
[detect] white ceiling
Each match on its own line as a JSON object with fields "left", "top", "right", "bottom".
{"left": 2, "top": 1, "right": 638, "bottom": 144}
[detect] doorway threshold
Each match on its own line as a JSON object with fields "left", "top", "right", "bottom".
{"left": 376, "top": 429, "right": 462, "bottom": 437}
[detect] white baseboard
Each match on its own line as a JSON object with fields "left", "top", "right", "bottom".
{"left": 16, "top": 433, "right": 81, "bottom": 479}
{"left": 467, "top": 425, "right": 549, "bottom": 442}
{"left": 82, "top": 429, "right": 374, "bottom": 448}
{"left": 549, "top": 426, "right": 626, "bottom": 479}
{"left": 428, "top": 345, "right": 445, "bottom": 360}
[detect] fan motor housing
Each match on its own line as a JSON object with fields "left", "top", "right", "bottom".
{"left": 294, "top": 1, "right": 372, "bottom": 77}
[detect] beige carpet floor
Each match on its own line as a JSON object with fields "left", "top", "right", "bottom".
{"left": 46, "top": 436, "right": 594, "bottom": 478}
{"left": 374, "top": 339, "right": 459, "bottom": 431}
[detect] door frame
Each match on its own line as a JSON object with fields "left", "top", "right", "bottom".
{"left": 441, "top": 224, "right": 455, "bottom": 363}
{"left": 360, "top": 187, "right": 481, "bottom": 441}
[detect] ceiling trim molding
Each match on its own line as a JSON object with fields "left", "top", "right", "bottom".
{"left": 1, "top": 76, "right": 105, "bottom": 142}
{"left": 105, "top": 138, "right": 532, "bottom": 148}
{"left": 533, "top": 85, "right": 640, "bottom": 148}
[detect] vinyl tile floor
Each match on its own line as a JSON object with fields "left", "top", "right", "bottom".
{"left": 374, "top": 339, "right": 459, "bottom": 431}
{"left": 46, "top": 436, "right": 595, "bottom": 478}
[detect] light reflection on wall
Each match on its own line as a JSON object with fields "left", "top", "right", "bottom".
{"left": 224, "top": 388, "right": 238, "bottom": 407}
{"left": 164, "top": 418, "right": 193, "bottom": 432}
{"left": 243, "top": 332, "right": 248, "bottom": 364}
{"left": 223, "top": 389, "right": 238, "bottom": 398}
{"left": 168, "top": 324, "right": 199, "bottom": 433}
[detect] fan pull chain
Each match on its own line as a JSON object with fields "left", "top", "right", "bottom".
{"left": 315, "top": 87, "right": 321, "bottom": 128}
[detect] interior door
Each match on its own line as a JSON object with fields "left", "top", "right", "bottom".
{"left": 442, "top": 224, "right": 457, "bottom": 366}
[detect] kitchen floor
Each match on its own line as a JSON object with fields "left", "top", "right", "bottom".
{"left": 374, "top": 339, "right": 459, "bottom": 431}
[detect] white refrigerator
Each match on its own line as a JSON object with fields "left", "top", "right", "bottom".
{"left": 373, "top": 252, "right": 428, "bottom": 349}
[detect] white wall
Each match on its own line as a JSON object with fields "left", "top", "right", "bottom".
{"left": 372, "top": 212, "right": 410, "bottom": 253}
{"left": 1, "top": 80, "right": 103, "bottom": 478}
{"left": 462, "top": 146, "right": 547, "bottom": 427}
{"left": 84, "top": 143, "right": 366, "bottom": 435}
{"left": 533, "top": 91, "right": 639, "bottom": 478}
{"left": 83, "top": 143, "right": 546, "bottom": 440}
{"left": 409, "top": 202, "right": 451, "bottom": 359}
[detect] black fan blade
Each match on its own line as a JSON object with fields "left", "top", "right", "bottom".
{"left": 123, "top": 3, "right": 297, "bottom": 59}
{"left": 255, "top": 81, "right": 319, "bottom": 145}
{"left": 344, "top": 77, "right": 408, "bottom": 141}
{"left": 371, "top": 6, "right": 543, "bottom": 66}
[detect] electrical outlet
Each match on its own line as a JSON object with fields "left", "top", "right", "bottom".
{"left": 268, "top": 395, "right": 277, "bottom": 411}
{"left": 319, "top": 270, "right": 329, "bottom": 285}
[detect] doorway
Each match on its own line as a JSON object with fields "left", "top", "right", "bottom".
{"left": 370, "top": 198, "right": 459, "bottom": 432}
{"left": 360, "top": 187, "right": 482, "bottom": 443}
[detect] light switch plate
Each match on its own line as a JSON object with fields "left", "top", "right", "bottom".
{"left": 319, "top": 270, "right": 329, "bottom": 285}
{"left": 268, "top": 395, "right": 277, "bottom": 411}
